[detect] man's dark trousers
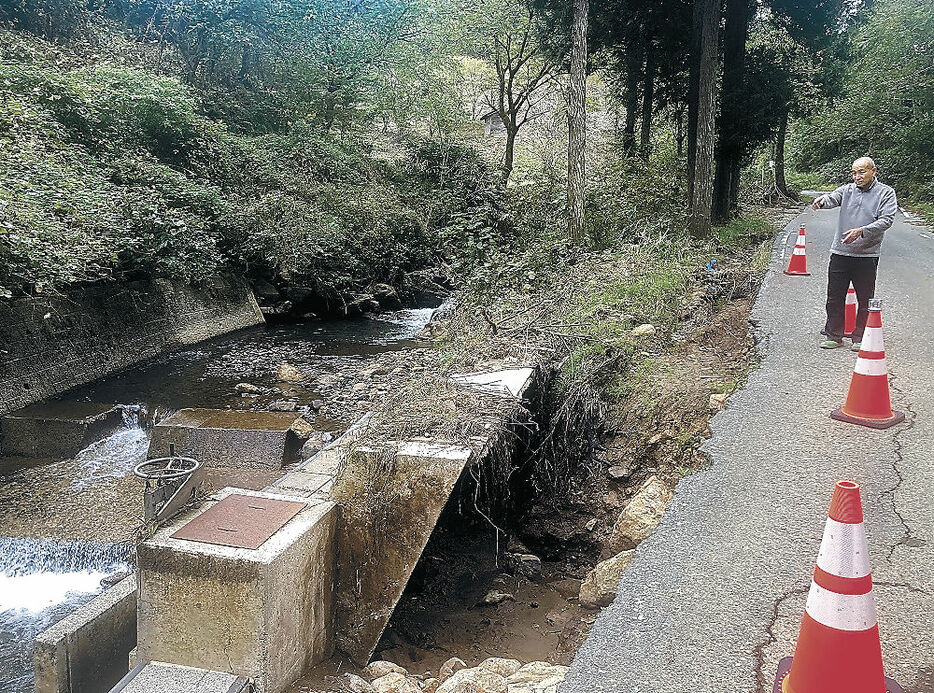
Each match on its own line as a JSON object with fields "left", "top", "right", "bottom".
{"left": 824, "top": 253, "right": 880, "bottom": 341}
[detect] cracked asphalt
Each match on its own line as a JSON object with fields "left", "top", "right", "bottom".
{"left": 560, "top": 206, "right": 934, "bottom": 693}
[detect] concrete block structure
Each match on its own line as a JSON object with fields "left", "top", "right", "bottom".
{"left": 33, "top": 575, "right": 137, "bottom": 693}
{"left": 109, "top": 662, "right": 250, "bottom": 693}
{"left": 0, "top": 401, "right": 125, "bottom": 459}
{"left": 136, "top": 487, "right": 336, "bottom": 693}
{"left": 148, "top": 409, "right": 306, "bottom": 469}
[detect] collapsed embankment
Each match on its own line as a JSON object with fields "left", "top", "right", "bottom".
{"left": 0, "top": 276, "right": 263, "bottom": 417}
{"left": 296, "top": 206, "right": 801, "bottom": 691}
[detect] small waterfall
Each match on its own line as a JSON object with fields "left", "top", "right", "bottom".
{"left": 0, "top": 538, "right": 130, "bottom": 692}
{"left": 69, "top": 405, "right": 150, "bottom": 491}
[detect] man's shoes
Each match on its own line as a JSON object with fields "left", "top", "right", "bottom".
{"left": 820, "top": 338, "right": 844, "bottom": 349}
{"left": 850, "top": 341, "right": 862, "bottom": 352}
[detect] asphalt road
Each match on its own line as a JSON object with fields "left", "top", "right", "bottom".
{"left": 560, "top": 206, "right": 934, "bottom": 693}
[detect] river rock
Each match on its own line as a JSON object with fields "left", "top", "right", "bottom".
{"left": 300, "top": 431, "right": 329, "bottom": 459}
{"left": 373, "top": 283, "right": 403, "bottom": 310}
{"left": 504, "top": 552, "right": 542, "bottom": 580}
{"left": 630, "top": 323, "right": 657, "bottom": 337}
{"left": 422, "top": 678, "right": 441, "bottom": 693}
{"left": 479, "top": 590, "right": 515, "bottom": 606}
{"left": 607, "top": 475, "right": 673, "bottom": 553}
{"left": 371, "top": 672, "right": 420, "bottom": 693}
{"left": 337, "top": 673, "right": 376, "bottom": 693}
{"left": 363, "top": 661, "right": 408, "bottom": 681}
{"left": 269, "top": 400, "right": 297, "bottom": 412}
{"left": 607, "top": 463, "right": 632, "bottom": 481}
{"left": 439, "top": 657, "right": 467, "bottom": 682}
{"left": 235, "top": 382, "right": 264, "bottom": 394}
{"left": 478, "top": 658, "right": 522, "bottom": 678}
{"left": 436, "top": 668, "right": 507, "bottom": 693}
{"left": 709, "top": 392, "right": 729, "bottom": 411}
{"left": 579, "top": 549, "right": 635, "bottom": 608}
{"left": 277, "top": 363, "right": 305, "bottom": 382}
{"left": 504, "top": 662, "right": 568, "bottom": 693}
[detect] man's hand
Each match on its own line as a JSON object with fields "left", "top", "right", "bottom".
{"left": 842, "top": 228, "right": 863, "bottom": 244}
{"left": 812, "top": 196, "right": 825, "bottom": 210}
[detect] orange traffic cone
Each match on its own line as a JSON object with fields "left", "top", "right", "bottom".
{"left": 831, "top": 298, "right": 905, "bottom": 429}
{"left": 844, "top": 285, "right": 857, "bottom": 337}
{"left": 784, "top": 226, "right": 810, "bottom": 276}
{"left": 774, "top": 481, "right": 903, "bottom": 693}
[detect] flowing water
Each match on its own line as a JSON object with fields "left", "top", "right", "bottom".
{"left": 0, "top": 307, "right": 439, "bottom": 692}
{"left": 0, "top": 538, "right": 130, "bottom": 692}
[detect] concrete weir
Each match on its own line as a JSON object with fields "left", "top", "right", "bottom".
{"left": 148, "top": 409, "right": 309, "bottom": 469}
{"left": 0, "top": 402, "right": 127, "bottom": 459}
{"left": 136, "top": 488, "right": 337, "bottom": 693}
{"left": 331, "top": 365, "right": 539, "bottom": 664}
{"left": 33, "top": 575, "right": 137, "bottom": 693}
{"left": 35, "top": 365, "right": 540, "bottom": 692}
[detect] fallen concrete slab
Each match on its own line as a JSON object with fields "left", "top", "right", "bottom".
{"left": 136, "top": 487, "right": 336, "bottom": 693}
{"left": 108, "top": 662, "right": 250, "bottom": 693}
{"left": 0, "top": 401, "right": 126, "bottom": 459}
{"left": 331, "top": 440, "right": 474, "bottom": 665}
{"left": 452, "top": 367, "right": 536, "bottom": 398}
{"left": 34, "top": 574, "right": 137, "bottom": 693}
{"left": 148, "top": 408, "right": 306, "bottom": 469}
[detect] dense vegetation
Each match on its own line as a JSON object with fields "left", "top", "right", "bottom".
{"left": 0, "top": 0, "right": 929, "bottom": 302}
{"left": 0, "top": 1, "right": 500, "bottom": 300}
{"left": 790, "top": 0, "right": 934, "bottom": 203}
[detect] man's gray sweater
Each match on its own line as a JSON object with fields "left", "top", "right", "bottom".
{"left": 817, "top": 179, "right": 898, "bottom": 257}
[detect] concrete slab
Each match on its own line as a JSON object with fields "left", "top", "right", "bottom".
{"left": 136, "top": 487, "right": 336, "bottom": 693}
{"left": 0, "top": 401, "right": 125, "bottom": 459}
{"left": 34, "top": 574, "right": 137, "bottom": 693}
{"left": 451, "top": 367, "right": 536, "bottom": 399}
{"left": 265, "top": 413, "right": 371, "bottom": 501}
{"left": 109, "top": 662, "right": 250, "bottom": 693}
{"left": 148, "top": 408, "right": 306, "bottom": 469}
{"left": 331, "top": 440, "right": 475, "bottom": 664}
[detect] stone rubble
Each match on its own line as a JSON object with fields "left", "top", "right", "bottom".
{"left": 578, "top": 550, "right": 635, "bottom": 608}
{"left": 607, "top": 474, "right": 673, "bottom": 553}
{"left": 326, "top": 657, "right": 568, "bottom": 693}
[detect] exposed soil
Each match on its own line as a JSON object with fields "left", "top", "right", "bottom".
{"left": 293, "top": 251, "right": 769, "bottom": 691}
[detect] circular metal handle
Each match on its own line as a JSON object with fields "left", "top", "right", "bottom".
{"left": 133, "top": 457, "right": 201, "bottom": 480}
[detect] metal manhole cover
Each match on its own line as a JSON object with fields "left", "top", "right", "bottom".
{"left": 171, "top": 494, "right": 306, "bottom": 549}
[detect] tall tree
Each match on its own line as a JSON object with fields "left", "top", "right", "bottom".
{"left": 567, "top": 0, "right": 589, "bottom": 243}
{"left": 481, "top": 0, "right": 559, "bottom": 181}
{"left": 712, "top": 0, "right": 751, "bottom": 222}
{"left": 689, "top": 0, "right": 719, "bottom": 237}
{"left": 639, "top": 30, "right": 656, "bottom": 158}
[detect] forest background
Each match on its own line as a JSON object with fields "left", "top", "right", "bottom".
{"left": 0, "top": 0, "right": 931, "bottom": 304}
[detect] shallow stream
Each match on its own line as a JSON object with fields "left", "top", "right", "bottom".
{"left": 0, "top": 308, "right": 436, "bottom": 692}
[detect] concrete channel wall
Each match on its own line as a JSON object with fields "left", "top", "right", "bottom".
{"left": 0, "top": 276, "right": 264, "bottom": 417}
{"left": 33, "top": 575, "right": 137, "bottom": 693}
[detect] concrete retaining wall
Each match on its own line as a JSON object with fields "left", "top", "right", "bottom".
{"left": 33, "top": 575, "right": 137, "bottom": 693}
{"left": 0, "top": 277, "right": 264, "bottom": 417}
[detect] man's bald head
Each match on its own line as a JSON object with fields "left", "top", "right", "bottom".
{"left": 851, "top": 157, "right": 877, "bottom": 189}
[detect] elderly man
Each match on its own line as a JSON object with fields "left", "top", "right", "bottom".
{"left": 812, "top": 156, "right": 898, "bottom": 350}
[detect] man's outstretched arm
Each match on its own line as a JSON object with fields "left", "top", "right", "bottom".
{"left": 812, "top": 185, "right": 847, "bottom": 210}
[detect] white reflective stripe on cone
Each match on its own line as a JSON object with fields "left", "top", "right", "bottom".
{"left": 793, "top": 247, "right": 806, "bottom": 255}
{"left": 816, "top": 518, "right": 871, "bottom": 578}
{"left": 805, "top": 582, "right": 878, "bottom": 631}
{"left": 846, "top": 293, "right": 857, "bottom": 304}
{"left": 855, "top": 358, "right": 888, "bottom": 376}
{"left": 862, "top": 326, "right": 885, "bottom": 353}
